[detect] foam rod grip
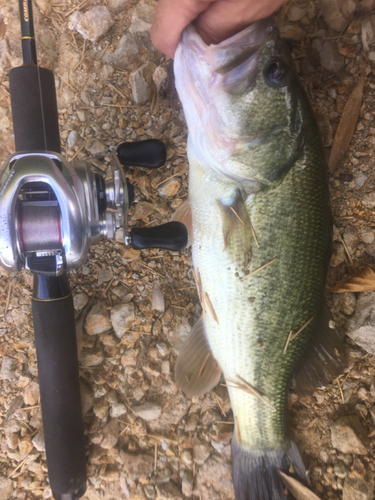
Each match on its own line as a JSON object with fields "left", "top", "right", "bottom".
{"left": 9, "top": 66, "right": 61, "bottom": 153}
{"left": 32, "top": 294, "right": 86, "bottom": 500}
{"left": 117, "top": 139, "right": 166, "bottom": 168}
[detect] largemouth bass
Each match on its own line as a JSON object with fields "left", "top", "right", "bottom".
{"left": 173, "top": 18, "right": 344, "bottom": 500}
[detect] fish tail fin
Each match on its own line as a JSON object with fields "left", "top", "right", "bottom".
{"left": 231, "top": 437, "right": 306, "bottom": 500}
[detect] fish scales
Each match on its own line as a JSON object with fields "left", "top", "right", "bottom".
{"left": 175, "top": 17, "right": 334, "bottom": 500}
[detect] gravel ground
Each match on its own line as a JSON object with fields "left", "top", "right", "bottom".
{"left": 1, "top": 1, "right": 375, "bottom": 499}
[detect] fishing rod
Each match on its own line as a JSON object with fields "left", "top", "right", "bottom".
{"left": 0, "top": 1, "right": 188, "bottom": 499}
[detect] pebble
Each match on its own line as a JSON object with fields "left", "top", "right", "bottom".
{"left": 110, "top": 402, "right": 127, "bottom": 418}
{"left": 97, "top": 267, "right": 113, "bottom": 286}
{"left": 80, "top": 348, "right": 104, "bottom": 367}
{"left": 312, "top": 39, "right": 345, "bottom": 73}
{"left": 155, "top": 481, "right": 182, "bottom": 499}
{"left": 85, "top": 302, "right": 112, "bottom": 335}
{"left": 343, "top": 225, "right": 359, "bottom": 255}
{"left": 330, "top": 242, "right": 346, "bottom": 267}
{"left": 80, "top": 381, "right": 95, "bottom": 416}
{"left": 121, "top": 452, "right": 154, "bottom": 480}
{"left": 112, "top": 284, "right": 129, "bottom": 300}
{"left": 331, "top": 415, "right": 370, "bottom": 455}
{"left": 180, "top": 470, "right": 194, "bottom": 497}
{"left": 193, "top": 443, "right": 211, "bottom": 465}
{"left": 86, "top": 139, "right": 107, "bottom": 156}
{"left": 321, "top": 0, "right": 357, "bottom": 32}
{"left": 111, "top": 302, "right": 135, "bottom": 339}
{"left": 132, "top": 402, "right": 162, "bottom": 421}
{"left": 348, "top": 292, "right": 375, "bottom": 353}
{"left": 101, "top": 419, "right": 120, "bottom": 449}
{"left": 93, "top": 399, "right": 109, "bottom": 419}
{"left": 0, "top": 356, "right": 17, "bottom": 381}
{"left": 73, "top": 292, "right": 89, "bottom": 311}
{"left": 0, "top": 475, "right": 13, "bottom": 500}
{"left": 24, "top": 381, "right": 40, "bottom": 406}
{"left": 334, "top": 460, "right": 348, "bottom": 479}
{"left": 69, "top": 6, "right": 115, "bottom": 42}
{"left": 362, "top": 192, "right": 375, "bottom": 207}
{"left": 32, "top": 429, "right": 46, "bottom": 452}
{"left": 313, "top": 390, "right": 325, "bottom": 404}
{"left": 152, "top": 284, "right": 165, "bottom": 312}
{"left": 361, "top": 231, "right": 374, "bottom": 244}
{"left": 107, "top": 0, "right": 128, "bottom": 13}
{"left": 343, "top": 477, "right": 374, "bottom": 500}
{"left": 158, "top": 178, "right": 181, "bottom": 197}
{"left": 333, "top": 292, "right": 356, "bottom": 316}
{"left": 67, "top": 130, "right": 78, "bottom": 149}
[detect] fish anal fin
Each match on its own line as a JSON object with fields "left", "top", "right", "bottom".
{"left": 172, "top": 198, "right": 193, "bottom": 247}
{"left": 175, "top": 316, "right": 222, "bottom": 397}
{"left": 218, "top": 190, "right": 252, "bottom": 267}
{"left": 292, "top": 305, "right": 348, "bottom": 396}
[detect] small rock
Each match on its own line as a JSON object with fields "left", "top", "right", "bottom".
{"left": 312, "top": 39, "right": 345, "bottom": 73}
{"left": 107, "top": 0, "right": 128, "bottom": 13}
{"left": 362, "top": 192, "right": 375, "bottom": 207}
{"left": 85, "top": 302, "right": 112, "bottom": 335}
{"left": 313, "top": 390, "right": 325, "bottom": 404}
{"left": 67, "top": 130, "right": 78, "bottom": 149}
{"left": 168, "top": 321, "right": 191, "bottom": 354}
{"left": 361, "top": 231, "right": 374, "bottom": 244}
{"left": 279, "top": 25, "right": 306, "bottom": 41}
{"left": 331, "top": 415, "right": 370, "bottom": 455}
{"left": 153, "top": 319, "right": 162, "bottom": 335}
{"left": 321, "top": 0, "right": 357, "bottom": 32}
{"left": 331, "top": 242, "right": 346, "bottom": 266}
{"left": 334, "top": 460, "right": 348, "bottom": 479}
{"left": 152, "top": 283, "right": 165, "bottom": 312}
{"left": 19, "top": 438, "right": 33, "bottom": 456}
{"left": 111, "top": 301, "right": 135, "bottom": 339}
{"left": 193, "top": 443, "right": 211, "bottom": 465}
{"left": 80, "top": 348, "right": 104, "bottom": 367}
{"left": 181, "top": 470, "right": 194, "bottom": 497}
{"left": 132, "top": 402, "right": 162, "bottom": 421}
{"left": 93, "top": 399, "right": 109, "bottom": 419}
{"left": 155, "top": 481, "right": 182, "bottom": 499}
{"left": 343, "top": 476, "right": 374, "bottom": 500}
{"left": 348, "top": 292, "right": 375, "bottom": 353}
{"left": 130, "top": 63, "right": 156, "bottom": 104}
{"left": 153, "top": 64, "right": 169, "bottom": 92}
{"left": 97, "top": 267, "right": 113, "bottom": 286}
{"left": 32, "top": 429, "right": 46, "bottom": 452}
{"left": 112, "top": 283, "right": 129, "bottom": 300}
{"left": 344, "top": 225, "right": 359, "bottom": 255}
{"left": 101, "top": 419, "right": 120, "bottom": 449}
{"left": 73, "top": 292, "right": 89, "bottom": 311}
{"left": 158, "top": 178, "right": 181, "bottom": 197}
{"left": 110, "top": 402, "right": 127, "bottom": 418}
{"left": 86, "top": 139, "right": 107, "bottom": 156}
{"left": 24, "top": 381, "right": 40, "bottom": 406}
{"left": 121, "top": 452, "right": 154, "bottom": 480}
{"left": 80, "top": 381, "right": 95, "bottom": 416}
{"left": 0, "top": 475, "right": 13, "bottom": 500}
{"left": 69, "top": 6, "right": 115, "bottom": 42}
{"left": 35, "top": 0, "right": 51, "bottom": 15}
{"left": 0, "top": 356, "right": 17, "bottom": 381}
{"left": 2, "top": 420, "right": 22, "bottom": 437}
{"left": 333, "top": 292, "right": 356, "bottom": 316}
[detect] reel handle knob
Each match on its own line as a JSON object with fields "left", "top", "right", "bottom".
{"left": 117, "top": 139, "right": 166, "bottom": 168}
{"left": 130, "top": 221, "right": 188, "bottom": 251}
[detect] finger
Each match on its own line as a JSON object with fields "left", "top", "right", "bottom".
{"left": 195, "top": 0, "right": 288, "bottom": 45}
{"left": 151, "top": 0, "right": 214, "bottom": 58}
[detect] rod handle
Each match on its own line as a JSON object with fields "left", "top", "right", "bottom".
{"left": 130, "top": 221, "right": 188, "bottom": 251}
{"left": 32, "top": 293, "right": 87, "bottom": 500}
{"left": 117, "top": 139, "right": 166, "bottom": 168}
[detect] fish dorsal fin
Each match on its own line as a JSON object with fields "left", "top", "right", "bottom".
{"left": 175, "top": 316, "right": 222, "bottom": 397}
{"left": 292, "top": 305, "right": 348, "bottom": 396}
{"left": 171, "top": 198, "right": 193, "bottom": 247}
{"left": 218, "top": 190, "right": 252, "bottom": 267}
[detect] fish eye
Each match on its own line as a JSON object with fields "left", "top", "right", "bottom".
{"left": 264, "top": 60, "right": 289, "bottom": 87}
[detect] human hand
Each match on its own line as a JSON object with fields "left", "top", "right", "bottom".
{"left": 150, "top": 0, "right": 288, "bottom": 59}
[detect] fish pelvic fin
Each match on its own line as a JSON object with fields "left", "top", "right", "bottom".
{"left": 218, "top": 190, "right": 253, "bottom": 268}
{"left": 175, "top": 316, "right": 222, "bottom": 397}
{"left": 232, "top": 437, "right": 307, "bottom": 500}
{"left": 171, "top": 198, "right": 193, "bottom": 247}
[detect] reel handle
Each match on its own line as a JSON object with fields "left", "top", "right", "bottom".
{"left": 117, "top": 139, "right": 166, "bottom": 168}
{"left": 130, "top": 221, "right": 188, "bottom": 251}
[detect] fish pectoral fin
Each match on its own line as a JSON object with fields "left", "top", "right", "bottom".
{"left": 292, "top": 304, "right": 348, "bottom": 396}
{"left": 218, "top": 190, "right": 252, "bottom": 267}
{"left": 171, "top": 198, "right": 193, "bottom": 247}
{"left": 175, "top": 316, "right": 222, "bottom": 397}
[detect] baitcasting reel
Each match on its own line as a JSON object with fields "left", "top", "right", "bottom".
{"left": 0, "top": 139, "right": 188, "bottom": 277}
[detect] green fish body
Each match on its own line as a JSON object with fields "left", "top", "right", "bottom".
{"left": 174, "top": 18, "right": 337, "bottom": 500}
